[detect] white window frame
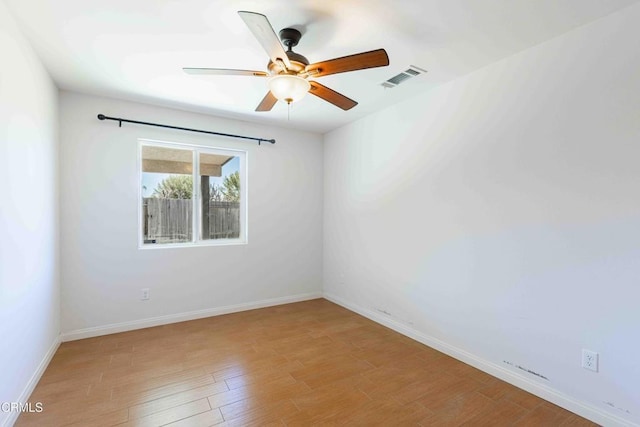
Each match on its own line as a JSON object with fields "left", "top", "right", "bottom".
{"left": 138, "top": 139, "right": 248, "bottom": 249}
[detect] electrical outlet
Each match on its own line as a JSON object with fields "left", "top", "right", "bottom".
{"left": 582, "top": 349, "right": 598, "bottom": 372}
{"left": 141, "top": 288, "right": 150, "bottom": 300}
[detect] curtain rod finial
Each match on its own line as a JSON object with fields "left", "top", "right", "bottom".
{"left": 97, "top": 114, "right": 106, "bottom": 120}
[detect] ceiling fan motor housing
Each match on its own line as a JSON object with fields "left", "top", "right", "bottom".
{"left": 268, "top": 53, "right": 309, "bottom": 75}
{"left": 265, "top": 28, "right": 309, "bottom": 74}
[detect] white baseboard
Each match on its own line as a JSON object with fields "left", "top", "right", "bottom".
{"left": 2, "top": 335, "right": 61, "bottom": 427}
{"left": 324, "top": 293, "right": 635, "bottom": 427}
{"left": 61, "top": 292, "right": 323, "bottom": 342}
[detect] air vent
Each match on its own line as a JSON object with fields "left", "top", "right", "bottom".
{"left": 380, "top": 65, "right": 427, "bottom": 88}
{"left": 387, "top": 73, "right": 412, "bottom": 85}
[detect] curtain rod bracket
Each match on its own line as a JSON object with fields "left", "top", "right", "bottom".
{"left": 96, "top": 114, "right": 276, "bottom": 145}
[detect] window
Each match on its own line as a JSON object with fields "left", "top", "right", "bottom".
{"left": 139, "top": 140, "right": 246, "bottom": 248}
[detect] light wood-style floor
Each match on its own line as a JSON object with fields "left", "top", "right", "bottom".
{"left": 17, "top": 299, "right": 597, "bottom": 426}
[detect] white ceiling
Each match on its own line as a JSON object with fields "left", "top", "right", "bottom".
{"left": 6, "top": 0, "right": 638, "bottom": 133}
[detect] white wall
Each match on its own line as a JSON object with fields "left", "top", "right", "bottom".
{"left": 0, "top": 1, "right": 60, "bottom": 426}
{"left": 59, "top": 92, "right": 323, "bottom": 337}
{"left": 324, "top": 4, "right": 640, "bottom": 426}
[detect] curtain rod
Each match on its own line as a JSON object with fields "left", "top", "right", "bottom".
{"left": 97, "top": 114, "right": 276, "bottom": 145}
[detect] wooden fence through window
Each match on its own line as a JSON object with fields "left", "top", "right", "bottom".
{"left": 143, "top": 198, "right": 240, "bottom": 243}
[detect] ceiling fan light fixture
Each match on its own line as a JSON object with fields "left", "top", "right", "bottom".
{"left": 185, "top": 12, "right": 389, "bottom": 112}
{"left": 268, "top": 74, "right": 310, "bottom": 104}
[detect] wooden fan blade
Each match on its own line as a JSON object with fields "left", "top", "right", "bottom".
{"left": 183, "top": 68, "right": 268, "bottom": 77}
{"left": 305, "top": 49, "right": 389, "bottom": 78}
{"left": 238, "top": 11, "right": 291, "bottom": 70}
{"left": 256, "top": 91, "right": 278, "bottom": 112}
{"left": 308, "top": 81, "right": 357, "bottom": 110}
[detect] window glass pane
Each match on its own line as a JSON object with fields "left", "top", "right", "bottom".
{"left": 141, "top": 146, "right": 193, "bottom": 244}
{"left": 200, "top": 153, "right": 241, "bottom": 240}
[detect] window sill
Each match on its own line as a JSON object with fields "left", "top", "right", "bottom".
{"left": 138, "top": 239, "right": 247, "bottom": 250}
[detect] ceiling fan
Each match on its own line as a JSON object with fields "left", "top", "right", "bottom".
{"left": 183, "top": 11, "right": 389, "bottom": 112}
